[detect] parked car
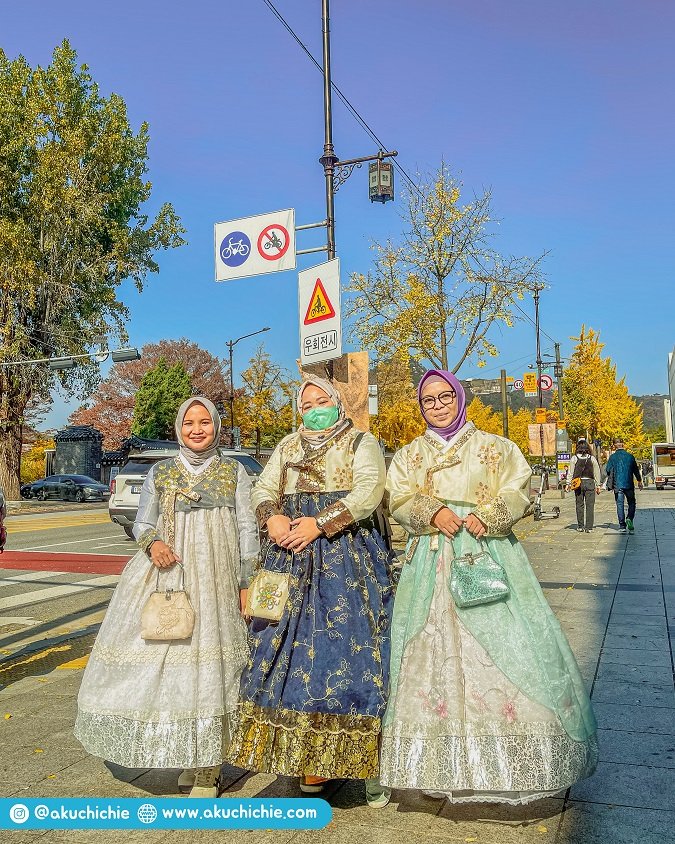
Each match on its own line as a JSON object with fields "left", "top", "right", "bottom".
{"left": 23, "top": 474, "right": 110, "bottom": 503}
{"left": 108, "top": 446, "right": 264, "bottom": 539}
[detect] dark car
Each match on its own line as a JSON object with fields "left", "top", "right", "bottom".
{"left": 26, "top": 474, "right": 110, "bottom": 503}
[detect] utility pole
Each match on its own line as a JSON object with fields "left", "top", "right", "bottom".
{"left": 554, "top": 342, "right": 564, "bottom": 421}
{"left": 500, "top": 369, "right": 509, "bottom": 439}
{"left": 533, "top": 285, "right": 545, "bottom": 464}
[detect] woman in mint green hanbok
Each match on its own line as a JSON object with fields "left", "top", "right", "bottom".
{"left": 379, "top": 370, "right": 597, "bottom": 804}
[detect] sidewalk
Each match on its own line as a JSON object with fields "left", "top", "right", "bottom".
{"left": 1, "top": 488, "right": 673, "bottom": 843}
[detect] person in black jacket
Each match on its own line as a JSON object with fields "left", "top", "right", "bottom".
{"left": 566, "top": 442, "right": 602, "bottom": 532}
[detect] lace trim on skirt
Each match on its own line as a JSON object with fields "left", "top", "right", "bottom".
{"left": 227, "top": 701, "right": 381, "bottom": 779}
{"left": 379, "top": 732, "right": 598, "bottom": 792}
{"left": 74, "top": 710, "right": 237, "bottom": 769}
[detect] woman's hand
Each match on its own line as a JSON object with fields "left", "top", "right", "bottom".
{"left": 267, "top": 514, "right": 292, "bottom": 545}
{"left": 595, "top": 486, "right": 601, "bottom": 495}
{"left": 284, "top": 517, "right": 322, "bottom": 552}
{"left": 464, "top": 513, "right": 488, "bottom": 539}
{"left": 149, "top": 540, "right": 181, "bottom": 569}
{"left": 431, "top": 507, "right": 464, "bottom": 538}
{"left": 239, "top": 588, "right": 249, "bottom": 618}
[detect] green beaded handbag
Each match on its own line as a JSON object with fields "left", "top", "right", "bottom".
{"left": 448, "top": 538, "right": 510, "bottom": 608}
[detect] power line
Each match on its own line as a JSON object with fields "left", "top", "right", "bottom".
{"left": 261, "top": 0, "right": 422, "bottom": 195}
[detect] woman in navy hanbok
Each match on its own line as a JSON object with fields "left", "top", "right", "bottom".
{"left": 229, "top": 376, "right": 395, "bottom": 803}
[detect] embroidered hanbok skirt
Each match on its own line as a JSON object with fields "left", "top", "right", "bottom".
{"left": 228, "top": 491, "right": 395, "bottom": 779}
{"left": 74, "top": 507, "right": 248, "bottom": 768}
{"left": 380, "top": 508, "right": 598, "bottom": 804}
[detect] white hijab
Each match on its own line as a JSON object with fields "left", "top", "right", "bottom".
{"left": 174, "top": 397, "right": 221, "bottom": 468}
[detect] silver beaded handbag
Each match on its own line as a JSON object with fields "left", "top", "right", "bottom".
{"left": 448, "top": 538, "right": 510, "bottom": 608}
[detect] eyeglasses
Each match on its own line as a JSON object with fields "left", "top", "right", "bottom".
{"left": 421, "top": 390, "right": 457, "bottom": 410}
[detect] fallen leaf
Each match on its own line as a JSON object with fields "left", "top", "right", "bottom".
{"left": 4, "top": 713, "right": 11, "bottom": 720}
{"left": 566, "top": 586, "right": 574, "bottom": 590}
{"left": 537, "top": 825, "right": 548, "bottom": 833}
{"left": 34, "top": 748, "right": 44, "bottom": 753}
{"left": 47, "top": 775, "right": 56, "bottom": 779}
{"left": 465, "top": 838, "right": 478, "bottom": 843}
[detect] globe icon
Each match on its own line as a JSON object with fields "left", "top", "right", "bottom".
{"left": 137, "top": 803, "right": 158, "bottom": 825}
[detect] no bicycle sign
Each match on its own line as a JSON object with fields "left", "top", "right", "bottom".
{"left": 214, "top": 209, "right": 296, "bottom": 282}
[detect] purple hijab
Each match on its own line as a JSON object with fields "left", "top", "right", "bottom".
{"left": 417, "top": 369, "right": 467, "bottom": 441}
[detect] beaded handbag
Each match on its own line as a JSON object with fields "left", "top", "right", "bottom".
{"left": 141, "top": 563, "right": 195, "bottom": 640}
{"left": 448, "top": 539, "right": 510, "bottom": 608}
{"left": 245, "top": 569, "right": 291, "bottom": 622}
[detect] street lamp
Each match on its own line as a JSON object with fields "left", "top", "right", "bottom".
{"left": 2, "top": 347, "right": 141, "bottom": 371}
{"left": 226, "top": 327, "right": 271, "bottom": 433}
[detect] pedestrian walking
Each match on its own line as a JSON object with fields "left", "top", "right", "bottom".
{"left": 566, "top": 441, "right": 602, "bottom": 532}
{"left": 379, "top": 369, "right": 597, "bottom": 803}
{"left": 228, "top": 376, "right": 395, "bottom": 807}
{"left": 605, "top": 439, "right": 643, "bottom": 534}
{"left": 75, "top": 398, "right": 259, "bottom": 797}
{"left": 0, "top": 484, "right": 6, "bottom": 552}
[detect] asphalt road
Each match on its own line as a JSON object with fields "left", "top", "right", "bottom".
{"left": 0, "top": 507, "right": 134, "bottom": 684}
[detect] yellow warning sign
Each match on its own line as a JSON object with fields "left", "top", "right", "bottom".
{"left": 535, "top": 407, "right": 547, "bottom": 423}
{"left": 523, "top": 372, "right": 538, "bottom": 393}
{"left": 303, "top": 279, "right": 336, "bottom": 324}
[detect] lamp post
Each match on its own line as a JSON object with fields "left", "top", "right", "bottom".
{"left": 226, "top": 327, "right": 271, "bottom": 435}
{"left": 0, "top": 347, "right": 141, "bottom": 370}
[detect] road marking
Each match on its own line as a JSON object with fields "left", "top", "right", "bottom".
{"left": 57, "top": 654, "right": 90, "bottom": 670}
{"left": 0, "top": 575, "right": 119, "bottom": 612}
{"left": 0, "top": 571, "right": 67, "bottom": 587}
{"left": 92, "top": 543, "right": 133, "bottom": 550}
{"left": 7, "top": 514, "right": 112, "bottom": 533}
{"left": 19, "top": 535, "right": 122, "bottom": 551}
{"left": 0, "top": 617, "right": 37, "bottom": 627}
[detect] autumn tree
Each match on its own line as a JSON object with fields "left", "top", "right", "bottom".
{"left": 70, "top": 339, "right": 230, "bottom": 449}
{"left": 561, "top": 327, "right": 649, "bottom": 455}
{"left": 235, "top": 346, "right": 296, "bottom": 454}
{"left": 131, "top": 359, "right": 191, "bottom": 440}
{"left": 0, "top": 41, "right": 185, "bottom": 497}
{"left": 466, "top": 396, "right": 501, "bottom": 435}
{"left": 20, "top": 435, "right": 55, "bottom": 483}
{"left": 370, "top": 353, "right": 425, "bottom": 450}
{"left": 346, "top": 164, "right": 546, "bottom": 374}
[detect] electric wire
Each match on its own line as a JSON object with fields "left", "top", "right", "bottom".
{"left": 261, "top": 0, "right": 422, "bottom": 195}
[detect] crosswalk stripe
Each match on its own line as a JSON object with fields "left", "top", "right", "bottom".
{"left": 0, "top": 570, "right": 67, "bottom": 589}
{"left": 0, "top": 574, "right": 119, "bottom": 612}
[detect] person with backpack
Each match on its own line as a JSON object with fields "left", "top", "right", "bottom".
{"left": 566, "top": 441, "right": 602, "bottom": 532}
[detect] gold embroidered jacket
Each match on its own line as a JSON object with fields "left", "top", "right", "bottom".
{"left": 250, "top": 427, "right": 386, "bottom": 538}
{"left": 386, "top": 423, "right": 532, "bottom": 537}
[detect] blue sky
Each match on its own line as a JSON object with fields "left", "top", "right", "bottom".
{"left": 3, "top": 1, "right": 674, "bottom": 427}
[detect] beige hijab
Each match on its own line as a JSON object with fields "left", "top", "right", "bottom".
{"left": 297, "top": 376, "right": 351, "bottom": 447}
{"left": 174, "top": 397, "right": 221, "bottom": 467}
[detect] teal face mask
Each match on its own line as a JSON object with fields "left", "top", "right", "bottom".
{"left": 302, "top": 405, "right": 339, "bottom": 431}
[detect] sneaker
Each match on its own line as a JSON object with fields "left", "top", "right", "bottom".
{"left": 365, "top": 779, "right": 391, "bottom": 809}
{"left": 585, "top": 528, "right": 592, "bottom": 532}
{"left": 577, "top": 527, "right": 584, "bottom": 532}
{"left": 188, "top": 766, "right": 221, "bottom": 798}
{"left": 299, "top": 775, "right": 328, "bottom": 793}
{"left": 178, "top": 768, "right": 196, "bottom": 792}
{"left": 619, "top": 527, "right": 627, "bottom": 534}
{"left": 626, "top": 518, "right": 634, "bottom": 534}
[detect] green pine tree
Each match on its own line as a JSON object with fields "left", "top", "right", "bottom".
{"left": 132, "top": 358, "right": 192, "bottom": 440}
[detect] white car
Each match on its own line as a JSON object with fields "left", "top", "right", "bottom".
{"left": 109, "top": 445, "right": 263, "bottom": 539}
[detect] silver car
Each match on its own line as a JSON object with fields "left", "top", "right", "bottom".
{"left": 108, "top": 447, "right": 263, "bottom": 538}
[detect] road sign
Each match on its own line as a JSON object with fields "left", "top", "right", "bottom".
{"left": 506, "top": 376, "right": 514, "bottom": 384}
{"left": 299, "top": 258, "right": 342, "bottom": 365}
{"left": 523, "top": 372, "right": 537, "bottom": 392}
{"left": 535, "top": 407, "right": 548, "bottom": 423}
{"left": 539, "top": 374, "right": 554, "bottom": 391}
{"left": 513, "top": 379, "right": 524, "bottom": 390}
{"left": 303, "top": 279, "right": 336, "bottom": 324}
{"left": 214, "top": 208, "right": 296, "bottom": 282}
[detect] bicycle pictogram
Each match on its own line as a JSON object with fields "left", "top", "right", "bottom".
{"left": 219, "top": 231, "right": 251, "bottom": 268}
{"left": 257, "top": 224, "right": 290, "bottom": 261}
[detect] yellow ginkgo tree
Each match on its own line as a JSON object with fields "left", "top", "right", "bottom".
{"left": 346, "top": 164, "right": 546, "bottom": 373}
{"left": 561, "top": 327, "right": 649, "bottom": 456}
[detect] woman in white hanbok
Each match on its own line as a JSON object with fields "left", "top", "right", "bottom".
{"left": 75, "top": 398, "right": 259, "bottom": 797}
{"left": 379, "top": 370, "right": 597, "bottom": 804}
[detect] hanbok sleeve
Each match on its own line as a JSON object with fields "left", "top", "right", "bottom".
{"left": 385, "top": 444, "right": 444, "bottom": 536}
{"left": 235, "top": 462, "right": 260, "bottom": 588}
{"left": 471, "top": 441, "right": 532, "bottom": 536}
{"left": 315, "top": 432, "right": 386, "bottom": 538}
{"left": 249, "top": 442, "right": 285, "bottom": 529}
{"left": 133, "top": 465, "right": 161, "bottom": 552}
